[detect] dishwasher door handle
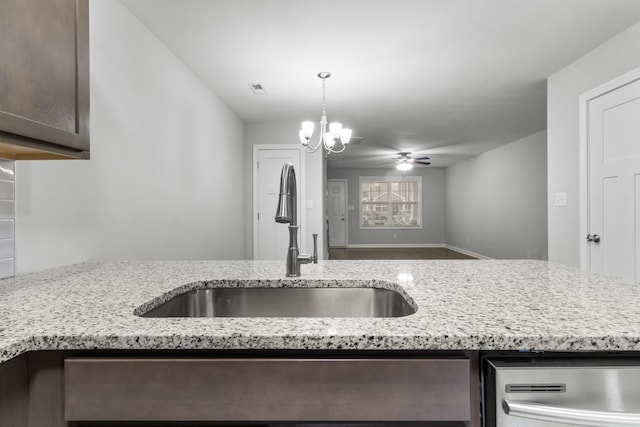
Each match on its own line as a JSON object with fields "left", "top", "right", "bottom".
{"left": 504, "top": 400, "right": 640, "bottom": 426}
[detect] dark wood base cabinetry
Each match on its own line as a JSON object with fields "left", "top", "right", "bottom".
{"left": 0, "top": 352, "right": 66, "bottom": 427}
{"left": 0, "top": 355, "right": 28, "bottom": 426}
{"left": 68, "top": 423, "right": 469, "bottom": 427}
{"left": 0, "top": 351, "right": 481, "bottom": 427}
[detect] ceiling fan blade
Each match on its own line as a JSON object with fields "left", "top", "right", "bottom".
{"left": 413, "top": 161, "right": 431, "bottom": 166}
{"left": 413, "top": 156, "right": 430, "bottom": 160}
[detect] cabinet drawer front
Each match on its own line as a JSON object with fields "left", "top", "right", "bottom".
{"left": 65, "top": 357, "right": 471, "bottom": 422}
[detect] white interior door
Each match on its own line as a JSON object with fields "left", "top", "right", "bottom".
{"left": 253, "top": 147, "right": 302, "bottom": 260}
{"left": 586, "top": 77, "right": 640, "bottom": 282}
{"left": 327, "top": 180, "right": 347, "bottom": 247}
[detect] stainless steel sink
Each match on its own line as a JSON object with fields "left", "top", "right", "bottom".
{"left": 141, "top": 286, "right": 416, "bottom": 318}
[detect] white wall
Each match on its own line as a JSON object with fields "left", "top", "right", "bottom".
{"left": 243, "top": 121, "right": 325, "bottom": 259}
{"left": 326, "top": 167, "right": 446, "bottom": 246}
{"left": 446, "top": 131, "right": 547, "bottom": 259}
{"left": 15, "top": 0, "right": 245, "bottom": 273}
{"left": 548, "top": 20, "right": 640, "bottom": 267}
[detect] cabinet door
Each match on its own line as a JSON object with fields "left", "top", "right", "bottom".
{"left": 0, "top": 355, "right": 28, "bottom": 427}
{"left": 0, "top": 0, "right": 89, "bottom": 159}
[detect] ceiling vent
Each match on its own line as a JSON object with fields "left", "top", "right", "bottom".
{"left": 248, "top": 82, "right": 267, "bottom": 95}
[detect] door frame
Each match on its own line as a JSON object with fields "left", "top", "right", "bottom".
{"left": 327, "top": 179, "right": 348, "bottom": 247}
{"left": 579, "top": 66, "right": 640, "bottom": 270}
{"left": 252, "top": 144, "right": 306, "bottom": 260}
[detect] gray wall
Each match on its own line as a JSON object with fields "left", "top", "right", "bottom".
{"left": 446, "top": 131, "right": 547, "bottom": 259}
{"left": 15, "top": 1, "right": 245, "bottom": 273}
{"left": 548, "top": 20, "right": 640, "bottom": 267}
{"left": 326, "top": 168, "right": 446, "bottom": 246}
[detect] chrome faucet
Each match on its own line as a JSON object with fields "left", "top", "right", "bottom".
{"left": 275, "top": 163, "right": 318, "bottom": 277}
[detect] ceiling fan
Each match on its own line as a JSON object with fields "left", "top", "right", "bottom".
{"left": 394, "top": 152, "right": 431, "bottom": 172}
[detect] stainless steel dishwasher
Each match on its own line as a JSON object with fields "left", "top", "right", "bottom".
{"left": 483, "top": 357, "right": 640, "bottom": 426}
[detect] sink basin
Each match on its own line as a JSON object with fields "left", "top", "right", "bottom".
{"left": 140, "top": 286, "right": 416, "bottom": 318}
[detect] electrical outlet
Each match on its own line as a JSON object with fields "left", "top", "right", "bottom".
{"left": 555, "top": 192, "right": 567, "bottom": 207}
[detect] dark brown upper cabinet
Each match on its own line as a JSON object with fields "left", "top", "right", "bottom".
{"left": 0, "top": 0, "right": 89, "bottom": 160}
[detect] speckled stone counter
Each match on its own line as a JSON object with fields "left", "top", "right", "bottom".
{"left": 1, "top": 259, "right": 639, "bottom": 364}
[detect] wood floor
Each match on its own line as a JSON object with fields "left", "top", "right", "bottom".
{"left": 328, "top": 247, "right": 476, "bottom": 260}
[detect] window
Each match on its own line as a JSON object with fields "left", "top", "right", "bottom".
{"left": 359, "top": 176, "right": 421, "bottom": 229}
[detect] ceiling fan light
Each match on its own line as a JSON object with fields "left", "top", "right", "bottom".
{"left": 396, "top": 162, "right": 413, "bottom": 172}
{"left": 340, "top": 128, "right": 352, "bottom": 144}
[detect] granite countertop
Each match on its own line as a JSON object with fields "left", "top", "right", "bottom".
{"left": 1, "top": 259, "right": 639, "bottom": 364}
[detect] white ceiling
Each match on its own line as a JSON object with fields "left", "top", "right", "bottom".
{"left": 121, "top": 0, "right": 640, "bottom": 168}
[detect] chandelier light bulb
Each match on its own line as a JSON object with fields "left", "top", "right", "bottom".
{"left": 329, "top": 122, "right": 342, "bottom": 139}
{"left": 325, "top": 132, "right": 336, "bottom": 149}
{"left": 299, "top": 130, "right": 309, "bottom": 145}
{"left": 301, "top": 121, "right": 314, "bottom": 137}
{"left": 340, "top": 128, "right": 352, "bottom": 144}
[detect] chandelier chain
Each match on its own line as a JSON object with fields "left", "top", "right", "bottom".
{"left": 322, "top": 78, "right": 326, "bottom": 115}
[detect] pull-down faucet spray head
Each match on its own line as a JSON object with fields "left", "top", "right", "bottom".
{"left": 275, "top": 162, "right": 296, "bottom": 225}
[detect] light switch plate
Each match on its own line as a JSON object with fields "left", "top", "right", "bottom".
{"left": 555, "top": 192, "right": 567, "bottom": 207}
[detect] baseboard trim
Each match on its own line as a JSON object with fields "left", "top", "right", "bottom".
{"left": 332, "top": 243, "right": 492, "bottom": 259}
{"left": 445, "top": 245, "right": 492, "bottom": 260}
{"left": 344, "top": 243, "right": 446, "bottom": 249}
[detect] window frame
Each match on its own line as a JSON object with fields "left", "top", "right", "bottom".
{"left": 358, "top": 176, "right": 423, "bottom": 230}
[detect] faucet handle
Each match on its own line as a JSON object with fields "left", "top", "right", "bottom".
{"left": 312, "top": 233, "right": 318, "bottom": 264}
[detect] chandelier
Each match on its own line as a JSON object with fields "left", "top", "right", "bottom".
{"left": 298, "top": 72, "right": 352, "bottom": 154}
